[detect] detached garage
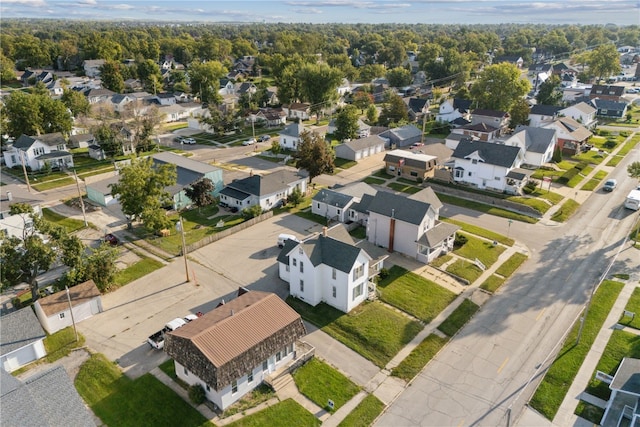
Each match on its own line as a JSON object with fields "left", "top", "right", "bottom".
{"left": 0, "top": 308, "right": 47, "bottom": 373}
{"left": 34, "top": 280, "right": 103, "bottom": 334}
{"left": 86, "top": 175, "right": 120, "bottom": 207}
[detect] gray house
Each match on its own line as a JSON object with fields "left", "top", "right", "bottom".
{"left": 0, "top": 308, "right": 47, "bottom": 373}
{"left": 334, "top": 135, "right": 386, "bottom": 161}
{"left": 379, "top": 124, "right": 423, "bottom": 148}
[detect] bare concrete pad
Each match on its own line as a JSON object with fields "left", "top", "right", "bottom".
{"left": 470, "top": 288, "right": 492, "bottom": 306}
{"left": 365, "top": 370, "right": 391, "bottom": 394}
{"left": 372, "top": 375, "right": 406, "bottom": 405}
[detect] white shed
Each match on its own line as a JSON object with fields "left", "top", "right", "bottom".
{"left": 0, "top": 308, "right": 47, "bottom": 373}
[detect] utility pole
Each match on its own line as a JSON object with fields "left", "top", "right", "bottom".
{"left": 73, "top": 169, "right": 88, "bottom": 227}
{"left": 65, "top": 286, "right": 79, "bottom": 342}
{"left": 19, "top": 151, "right": 32, "bottom": 193}
{"left": 176, "top": 217, "right": 190, "bottom": 282}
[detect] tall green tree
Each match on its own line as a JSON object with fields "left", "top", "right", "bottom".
{"left": 333, "top": 105, "right": 360, "bottom": 142}
{"left": 188, "top": 61, "right": 227, "bottom": 104}
{"left": 294, "top": 131, "right": 335, "bottom": 184}
{"left": 100, "top": 60, "right": 125, "bottom": 93}
{"left": 386, "top": 67, "right": 412, "bottom": 88}
{"left": 136, "top": 59, "right": 163, "bottom": 94}
{"left": 110, "top": 157, "right": 177, "bottom": 231}
{"left": 3, "top": 91, "right": 72, "bottom": 138}
{"left": 61, "top": 89, "right": 90, "bottom": 117}
{"left": 297, "top": 63, "right": 343, "bottom": 123}
{"left": 536, "top": 75, "right": 562, "bottom": 106}
{"left": 0, "top": 204, "right": 83, "bottom": 301}
{"left": 0, "top": 53, "right": 16, "bottom": 81}
{"left": 509, "top": 99, "right": 531, "bottom": 128}
{"left": 470, "top": 63, "right": 530, "bottom": 112}
{"left": 378, "top": 92, "right": 408, "bottom": 127}
{"left": 184, "top": 178, "right": 215, "bottom": 211}
{"left": 586, "top": 44, "right": 621, "bottom": 82}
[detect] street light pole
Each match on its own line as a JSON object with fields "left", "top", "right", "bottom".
{"left": 65, "top": 286, "right": 78, "bottom": 342}
{"left": 177, "top": 217, "right": 190, "bottom": 282}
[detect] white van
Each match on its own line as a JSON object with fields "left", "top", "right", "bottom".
{"left": 277, "top": 233, "right": 299, "bottom": 248}
{"left": 624, "top": 189, "right": 640, "bottom": 211}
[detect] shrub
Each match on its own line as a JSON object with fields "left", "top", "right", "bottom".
{"left": 242, "top": 204, "right": 263, "bottom": 219}
{"left": 552, "top": 146, "right": 562, "bottom": 163}
{"left": 603, "top": 140, "right": 617, "bottom": 149}
{"left": 597, "top": 129, "right": 610, "bottom": 136}
{"left": 416, "top": 177, "right": 423, "bottom": 184}
{"left": 523, "top": 180, "right": 538, "bottom": 194}
{"left": 188, "top": 384, "right": 206, "bottom": 404}
{"left": 454, "top": 234, "right": 468, "bottom": 248}
{"left": 378, "top": 268, "right": 389, "bottom": 280}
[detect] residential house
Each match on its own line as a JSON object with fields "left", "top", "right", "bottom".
{"left": 264, "top": 87, "right": 279, "bottom": 106}
{"left": 599, "top": 358, "right": 640, "bottom": 427}
{"left": 559, "top": 102, "right": 598, "bottom": 129}
{"left": 493, "top": 56, "right": 524, "bottom": 68}
{"left": 68, "top": 133, "right": 96, "bottom": 149}
{"left": 110, "top": 94, "right": 134, "bottom": 113}
{"left": 1, "top": 367, "right": 95, "bottom": 427}
{"left": 219, "top": 169, "right": 307, "bottom": 212}
{"left": 366, "top": 190, "right": 459, "bottom": 263}
{"left": 334, "top": 135, "right": 385, "bottom": 161}
{"left": 278, "top": 225, "right": 379, "bottom": 313}
{"left": 159, "top": 104, "right": 189, "bottom": 122}
{"left": 379, "top": 124, "right": 423, "bottom": 148}
{"left": 337, "top": 78, "right": 352, "bottom": 96}
{"left": 236, "top": 82, "right": 257, "bottom": 97}
{"left": 33, "top": 280, "right": 103, "bottom": 334}
{"left": 509, "top": 125, "right": 557, "bottom": 167}
{"left": 445, "top": 133, "right": 472, "bottom": 150}
{"left": 451, "top": 122, "right": 501, "bottom": 142}
{"left": 0, "top": 308, "right": 47, "bottom": 373}
{"left": 327, "top": 118, "right": 371, "bottom": 139}
{"left": 311, "top": 182, "right": 376, "bottom": 223}
{"left": 0, "top": 202, "right": 42, "bottom": 240}
{"left": 164, "top": 290, "right": 307, "bottom": 411}
{"left": 383, "top": 149, "right": 438, "bottom": 181}
{"left": 283, "top": 103, "right": 311, "bottom": 121}
{"left": 248, "top": 108, "right": 287, "bottom": 128}
{"left": 83, "top": 59, "right": 105, "bottom": 78}
{"left": 151, "top": 152, "right": 224, "bottom": 210}
{"left": 528, "top": 63, "right": 554, "bottom": 89}
{"left": 84, "top": 88, "right": 115, "bottom": 104}
{"left": 436, "top": 98, "right": 472, "bottom": 123}
{"left": 589, "top": 85, "right": 625, "bottom": 102}
{"left": 528, "top": 104, "right": 561, "bottom": 127}
{"left": 450, "top": 139, "right": 524, "bottom": 192}
{"left": 542, "top": 116, "right": 593, "bottom": 155}
{"left": 124, "top": 78, "right": 143, "bottom": 91}
{"left": 470, "top": 109, "right": 510, "bottom": 135}
{"left": 21, "top": 70, "right": 54, "bottom": 86}
{"left": 405, "top": 97, "right": 430, "bottom": 122}
{"left": 87, "top": 143, "right": 106, "bottom": 161}
{"left": 590, "top": 98, "right": 628, "bottom": 119}
{"left": 219, "top": 79, "right": 235, "bottom": 95}
{"left": 279, "top": 122, "right": 308, "bottom": 151}
{"left": 86, "top": 174, "right": 120, "bottom": 206}
{"left": 3, "top": 133, "right": 73, "bottom": 172}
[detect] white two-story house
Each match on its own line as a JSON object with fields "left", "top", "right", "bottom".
{"left": 219, "top": 170, "right": 307, "bottom": 212}
{"left": 278, "top": 226, "right": 375, "bottom": 313}
{"left": 278, "top": 123, "right": 308, "bottom": 151}
{"left": 3, "top": 133, "right": 73, "bottom": 172}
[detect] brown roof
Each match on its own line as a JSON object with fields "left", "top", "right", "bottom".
{"left": 165, "top": 291, "right": 306, "bottom": 389}
{"left": 36, "top": 280, "right": 101, "bottom": 317}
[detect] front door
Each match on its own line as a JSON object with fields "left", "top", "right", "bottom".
{"left": 268, "top": 356, "right": 276, "bottom": 373}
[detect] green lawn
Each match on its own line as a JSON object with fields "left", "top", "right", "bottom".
{"left": 387, "top": 182, "right": 422, "bottom": 194}
{"left": 113, "top": 257, "right": 164, "bottom": 288}
{"left": 437, "top": 299, "right": 479, "bottom": 337}
{"left": 550, "top": 199, "right": 580, "bottom": 223}
{"left": 575, "top": 400, "right": 605, "bottom": 425}
{"left": 446, "top": 259, "right": 483, "bottom": 283}
{"left": 75, "top": 353, "right": 212, "bottom": 427}
{"left": 226, "top": 399, "right": 320, "bottom": 427}
{"left": 441, "top": 218, "right": 514, "bottom": 246}
{"left": 619, "top": 287, "right": 640, "bottom": 329}
{"left": 337, "top": 394, "right": 385, "bottom": 427}
{"left": 362, "top": 176, "right": 386, "bottom": 185}
{"left": 222, "top": 384, "right": 276, "bottom": 418}
{"left": 378, "top": 265, "right": 457, "bottom": 323}
{"left": 44, "top": 326, "right": 86, "bottom": 363}
{"left": 32, "top": 177, "right": 76, "bottom": 191}
{"left": 584, "top": 330, "right": 640, "bottom": 400}
{"left": 480, "top": 275, "right": 506, "bottom": 293}
{"left": 453, "top": 232, "right": 506, "bottom": 268}
{"left": 287, "top": 298, "right": 423, "bottom": 368}
{"left": 334, "top": 158, "right": 358, "bottom": 169}
{"left": 42, "top": 208, "right": 87, "bottom": 232}
{"left": 494, "top": 252, "right": 528, "bottom": 278}
{"left": 372, "top": 169, "right": 394, "bottom": 179}
{"left": 429, "top": 254, "right": 452, "bottom": 268}
{"left": 391, "top": 334, "right": 449, "bottom": 381}
{"left": 435, "top": 193, "right": 538, "bottom": 224}
{"left": 529, "top": 280, "right": 624, "bottom": 420}
{"left": 292, "top": 358, "right": 359, "bottom": 412}
{"left": 507, "top": 196, "right": 553, "bottom": 214}
{"left": 349, "top": 226, "right": 367, "bottom": 240}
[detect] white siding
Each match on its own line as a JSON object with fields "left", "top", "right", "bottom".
{"left": 0, "top": 340, "right": 46, "bottom": 372}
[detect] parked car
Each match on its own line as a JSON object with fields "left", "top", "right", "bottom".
{"left": 242, "top": 138, "right": 256, "bottom": 146}
{"left": 148, "top": 317, "right": 187, "bottom": 350}
{"left": 603, "top": 179, "right": 617, "bottom": 192}
{"left": 104, "top": 233, "right": 118, "bottom": 246}
{"left": 258, "top": 135, "right": 271, "bottom": 142}
{"left": 411, "top": 142, "right": 424, "bottom": 148}
{"left": 181, "top": 137, "right": 196, "bottom": 145}
{"left": 230, "top": 206, "right": 239, "bottom": 213}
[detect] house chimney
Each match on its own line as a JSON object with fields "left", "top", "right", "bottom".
{"left": 230, "top": 309, "right": 235, "bottom": 316}
{"left": 322, "top": 227, "right": 327, "bottom": 237}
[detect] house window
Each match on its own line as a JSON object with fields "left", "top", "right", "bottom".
{"left": 184, "top": 367, "right": 188, "bottom": 376}
{"left": 454, "top": 169, "right": 463, "bottom": 178}
{"left": 601, "top": 109, "right": 608, "bottom": 114}
{"left": 353, "top": 264, "right": 364, "bottom": 280}
{"left": 337, "top": 209, "right": 341, "bottom": 215}
{"left": 352, "top": 283, "right": 364, "bottom": 300}
{"left": 472, "top": 159, "right": 478, "bottom": 164}
{"left": 300, "top": 261, "right": 304, "bottom": 273}
{"left": 300, "top": 280, "right": 304, "bottom": 292}
{"left": 59, "top": 312, "right": 65, "bottom": 319}
{"left": 495, "top": 176, "right": 500, "bottom": 180}
{"left": 410, "top": 171, "right": 418, "bottom": 177}
{"left": 332, "top": 268, "right": 336, "bottom": 280}
{"left": 232, "top": 380, "right": 238, "bottom": 394}
{"left": 332, "top": 286, "right": 336, "bottom": 298}
{"left": 263, "top": 360, "right": 268, "bottom": 371}
{"left": 388, "top": 166, "right": 396, "bottom": 171}
{"left": 293, "top": 259, "right": 297, "bottom": 267}
{"left": 317, "top": 203, "right": 320, "bottom": 209}
{"left": 206, "top": 384, "right": 210, "bottom": 392}
{"left": 468, "top": 172, "right": 472, "bottom": 177}
{"left": 276, "top": 351, "right": 282, "bottom": 362}
{"left": 248, "top": 371, "right": 254, "bottom": 382}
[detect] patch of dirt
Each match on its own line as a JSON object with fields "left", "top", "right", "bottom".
{"left": 65, "top": 197, "right": 99, "bottom": 213}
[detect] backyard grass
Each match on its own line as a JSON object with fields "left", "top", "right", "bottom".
{"left": 287, "top": 297, "right": 422, "bottom": 368}
{"left": 75, "top": 353, "right": 212, "bottom": 427}
{"left": 453, "top": 232, "right": 506, "bottom": 268}
{"left": 584, "top": 329, "right": 640, "bottom": 401}
{"left": 619, "top": 287, "right": 640, "bottom": 330}
{"left": 480, "top": 275, "right": 506, "bottom": 293}
{"left": 494, "top": 252, "right": 529, "bottom": 278}
{"left": 437, "top": 299, "right": 479, "bottom": 337}
{"left": 574, "top": 400, "right": 605, "bottom": 425}
{"left": 391, "top": 334, "right": 449, "bottom": 381}
{"left": 349, "top": 225, "right": 366, "bottom": 240}
{"left": 225, "top": 398, "right": 319, "bottom": 427}
{"left": 571, "top": 151, "right": 606, "bottom": 166}
{"left": 441, "top": 218, "right": 514, "bottom": 246}
{"left": 550, "top": 199, "right": 580, "bottom": 222}
{"left": 377, "top": 265, "right": 457, "bottom": 323}
{"left": 362, "top": 176, "right": 386, "bottom": 185}
{"left": 42, "top": 208, "right": 87, "bottom": 232}
{"left": 113, "top": 256, "right": 164, "bottom": 288}
{"left": 44, "top": 326, "right": 86, "bottom": 363}
{"left": 222, "top": 384, "right": 276, "bottom": 418}
{"left": 529, "top": 280, "right": 624, "bottom": 420}
{"left": 387, "top": 182, "right": 422, "bottom": 194}
{"left": 435, "top": 193, "right": 538, "bottom": 224}
{"left": 446, "top": 259, "right": 483, "bottom": 283}
{"left": 337, "top": 394, "right": 385, "bottom": 427}
{"left": 292, "top": 358, "right": 360, "bottom": 412}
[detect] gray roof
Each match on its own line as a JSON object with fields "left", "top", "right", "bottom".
{"left": 339, "top": 135, "right": 385, "bottom": 151}
{"left": 590, "top": 98, "right": 628, "bottom": 111}
{"left": 472, "top": 109, "right": 508, "bottom": 118}
{"left": 219, "top": 186, "right": 250, "bottom": 200}
{"left": 505, "top": 168, "right": 534, "bottom": 181}
{"left": 87, "top": 175, "right": 120, "bottom": 195}
{"left": 351, "top": 193, "right": 375, "bottom": 214}
{"left": 367, "top": 191, "right": 431, "bottom": 226}
{"left": 408, "top": 187, "right": 443, "bottom": 211}
{"left": 312, "top": 189, "right": 354, "bottom": 209}
{"left": 460, "top": 122, "right": 499, "bottom": 133}
{"left": 452, "top": 140, "right": 522, "bottom": 168}
{"left": 513, "top": 125, "right": 557, "bottom": 154}
{"left": 69, "top": 134, "right": 94, "bottom": 144}
{"left": 280, "top": 122, "right": 306, "bottom": 137}
{"left": 35, "top": 151, "right": 72, "bottom": 161}
{"left": 224, "top": 170, "right": 305, "bottom": 197}
{"left": 13, "top": 133, "right": 66, "bottom": 149}
{"left": 1, "top": 366, "right": 95, "bottom": 427}
{"left": 380, "top": 124, "right": 422, "bottom": 141}
{"left": 418, "top": 221, "right": 460, "bottom": 247}
{"left": 152, "top": 152, "right": 221, "bottom": 195}
{"left": 529, "top": 104, "right": 561, "bottom": 116}
{"left": 332, "top": 182, "right": 377, "bottom": 199}
{"left": 296, "top": 233, "right": 365, "bottom": 273}
{"left": 610, "top": 358, "right": 640, "bottom": 395}
{"left": 276, "top": 238, "right": 299, "bottom": 265}
{"left": 0, "top": 308, "right": 46, "bottom": 356}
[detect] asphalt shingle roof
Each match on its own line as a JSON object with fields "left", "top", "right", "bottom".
{"left": 380, "top": 124, "right": 422, "bottom": 141}
{"left": 0, "top": 308, "right": 46, "bottom": 356}
{"left": 298, "top": 233, "right": 364, "bottom": 274}
{"left": 418, "top": 221, "right": 460, "bottom": 247}
{"left": 513, "top": 125, "right": 557, "bottom": 154}
{"left": 529, "top": 104, "right": 561, "bottom": 116}
{"left": 312, "top": 189, "right": 354, "bottom": 209}
{"left": 452, "top": 140, "right": 522, "bottom": 168}
{"left": 339, "top": 135, "right": 385, "bottom": 151}
{"left": 224, "top": 170, "right": 305, "bottom": 197}
{"left": 367, "top": 191, "right": 431, "bottom": 226}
